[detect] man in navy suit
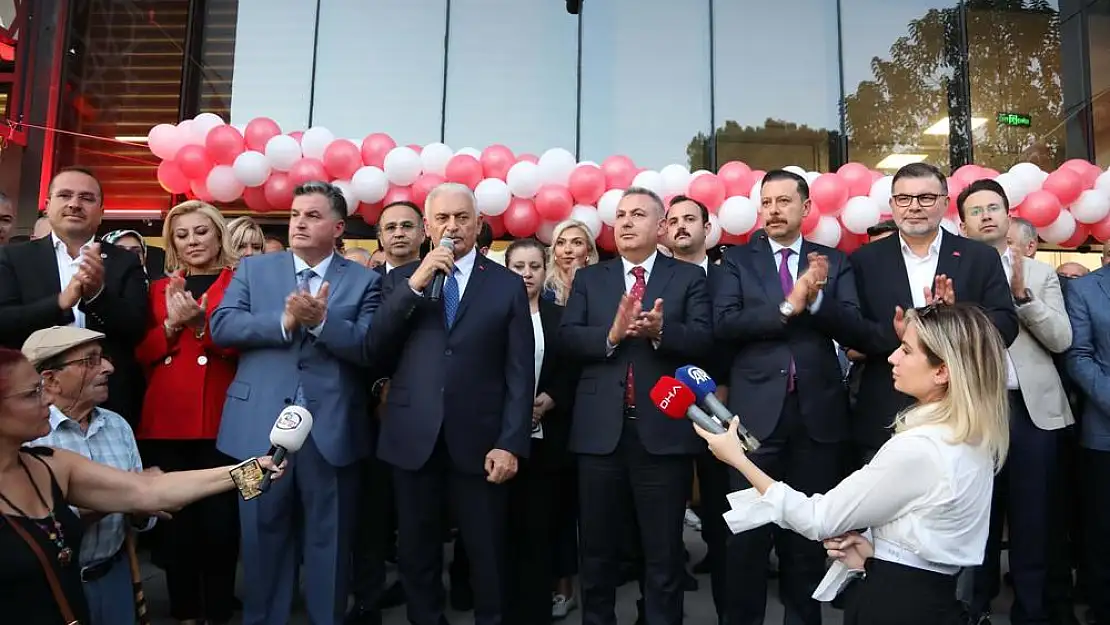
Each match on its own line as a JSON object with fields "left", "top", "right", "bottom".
{"left": 367, "top": 182, "right": 533, "bottom": 625}
{"left": 714, "top": 169, "right": 861, "bottom": 625}
{"left": 560, "top": 186, "right": 713, "bottom": 625}
{"left": 211, "top": 181, "right": 381, "bottom": 625}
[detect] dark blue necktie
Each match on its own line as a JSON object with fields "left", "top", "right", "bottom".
{"left": 443, "top": 269, "right": 460, "bottom": 329}
{"left": 293, "top": 268, "right": 316, "bottom": 406}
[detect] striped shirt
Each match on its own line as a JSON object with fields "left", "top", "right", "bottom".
{"left": 31, "top": 405, "right": 155, "bottom": 565}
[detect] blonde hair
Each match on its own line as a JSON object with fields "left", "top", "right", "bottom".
{"left": 545, "top": 219, "right": 599, "bottom": 305}
{"left": 894, "top": 304, "right": 1010, "bottom": 471}
{"left": 162, "top": 200, "right": 235, "bottom": 273}
{"left": 226, "top": 216, "right": 265, "bottom": 256}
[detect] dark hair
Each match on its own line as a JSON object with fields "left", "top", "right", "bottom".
{"left": 892, "top": 162, "right": 948, "bottom": 196}
{"left": 667, "top": 195, "right": 709, "bottom": 223}
{"left": 477, "top": 221, "right": 494, "bottom": 250}
{"left": 49, "top": 166, "right": 103, "bottom": 199}
{"left": 956, "top": 178, "right": 1009, "bottom": 221}
{"left": 264, "top": 234, "right": 285, "bottom": 245}
{"left": 381, "top": 200, "right": 423, "bottom": 220}
{"left": 504, "top": 237, "right": 547, "bottom": 265}
{"left": 0, "top": 347, "right": 29, "bottom": 399}
{"left": 293, "top": 181, "right": 347, "bottom": 220}
{"left": 761, "top": 169, "right": 810, "bottom": 202}
{"left": 866, "top": 219, "right": 899, "bottom": 238}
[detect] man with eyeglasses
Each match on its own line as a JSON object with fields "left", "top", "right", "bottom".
{"left": 24, "top": 325, "right": 158, "bottom": 625}
{"left": 840, "top": 162, "right": 1018, "bottom": 463}
{"left": 0, "top": 167, "right": 149, "bottom": 429}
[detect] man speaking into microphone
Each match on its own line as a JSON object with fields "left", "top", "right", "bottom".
{"left": 366, "top": 182, "right": 533, "bottom": 625}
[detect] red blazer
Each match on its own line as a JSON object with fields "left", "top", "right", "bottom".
{"left": 135, "top": 268, "right": 238, "bottom": 440}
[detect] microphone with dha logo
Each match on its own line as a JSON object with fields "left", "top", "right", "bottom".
{"left": 428, "top": 237, "right": 454, "bottom": 302}
{"left": 674, "top": 365, "right": 761, "bottom": 451}
{"left": 259, "top": 405, "right": 314, "bottom": 492}
{"left": 649, "top": 376, "right": 726, "bottom": 434}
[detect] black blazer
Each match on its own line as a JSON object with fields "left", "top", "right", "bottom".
{"left": 0, "top": 236, "right": 149, "bottom": 424}
{"left": 713, "top": 234, "right": 859, "bottom": 444}
{"left": 529, "top": 298, "right": 576, "bottom": 472}
{"left": 842, "top": 231, "right": 1019, "bottom": 450}
{"left": 559, "top": 253, "right": 714, "bottom": 456}
{"left": 367, "top": 254, "right": 535, "bottom": 475}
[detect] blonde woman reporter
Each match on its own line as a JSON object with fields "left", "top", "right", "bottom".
{"left": 544, "top": 219, "right": 598, "bottom": 305}
{"left": 697, "top": 304, "right": 1009, "bottom": 625}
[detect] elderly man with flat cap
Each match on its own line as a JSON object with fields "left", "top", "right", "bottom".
{"left": 25, "top": 325, "right": 156, "bottom": 625}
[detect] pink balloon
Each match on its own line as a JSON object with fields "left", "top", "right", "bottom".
{"left": 289, "top": 131, "right": 304, "bottom": 143}
{"left": 1091, "top": 213, "right": 1110, "bottom": 242}
{"left": 411, "top": 173, "right": 446, "bottom": 209}
{"left": 836, "top": 162, "right": 872, "bottom": 197}
{"left": 534, "top": 185, "right": 574, "bottom": 221}
{"left": 205, "top": 125, "right": 245, "bottom": 166}
{"left": 445, "top": 154, "right": 483, "bottom": 189}
{"left": 597, "top": 224, "right": 617, "bottom": 252}
{"left": 718, "top": 161, "right": 753, "bottom": 197}
{"left": 1042, "top": 168, "right": 1083, "bottom": 206}
{"left": 485, "top": 214, "right": 506, "bottom": 239}
{"left": 518, "top": 153, "right": 539, "bottom": 164}
{"left": 157, "top": 160, "right": 191, "bottom": 194}
{"left": 148, "top": 124, "right": 183, "bottom": 161}
{"left": 323, "top": 139, "right": 362, "bottom": 181}
{"left": 1018, "top": 190, "right": 1063, "bottom": 227}
{"left": 1060, "top": 223, "right": 1090, "bottom": 248}
{"left": 601, "top": 155, "right": 637, "bottom": 191}
{"left": 503, "top": 198, "right": 541, "bottom": 237}
{"left": 287, "top": 158, "right": 329, "bottom": 188}
{"left": 243, "top": 186, "right": 273, "bottom": 212}
{"left": 951, "top": 164, "right": 981, "bottom": 184}
{"left": 244, "top": 117, "right": 281, "bottom": 152}
{"left": 838, "top": 232, "right": 866, "bottom": 254}
{"left": 359, "top": 202, "right": 384, "bottom": 225}
{"left": 869, "top": 170, "right": 884, "bottom": 183}
{"left": 480, "top": 144, "right": 516, "bottom": 180}
{"left": 687, "top": 173, "right": 726, "bottom": 211}
{"left": 568, "top": 165, "right": 606, "bottom": 205}
{"left": 979, "top": 168, "right": 1000, "bottom": 179}
{"left": 801, "top": 207, "right": 821, "bottom": 235}
{"left": 946, "top": 177, "right": 969, "bottom": 215}
{"left": 407, "top": 144, "right": 423, "bottom": 153}
{"left": 382, "top": 184, "right": 414, "bottom": 207}
{"left": 264, "top": 173, "right": 295, "bottom": 210}
{"left": 361, "top": 133, "right": 397, "bottom": 168}
{"left": 810, "top": 173, "right": 849, "bottom": 215}
{"left": 189, "top": 179, "right": 214, "bottom": 203}
{"left": 176, "top": 144, "right": 213, "bottom": 180}
{"left": 1060, "top": 159, "right": 1092, "bottom": 179}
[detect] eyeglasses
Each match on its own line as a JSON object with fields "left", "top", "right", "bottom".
{"left": 892, "top": 193, "right": 945, "bottom": 208}
{"left": 1, "top": 379, "right": 44, "bottom": 401}
{"left": 964, "top": 203, "right": 1006, "bottom": 218}
{"left": 49, "top": 352, "right": 109, "bottom": 371}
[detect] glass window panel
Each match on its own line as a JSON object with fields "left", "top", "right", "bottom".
{"left": 579, "top": 0, "right": 711, "bottom": 170}
{"left": 1090, "top": 1, "right": 1110, "bottom": 168}
{"left": 712, "top": 0, "right": 839, "bottom": 172}
{"left": 199, "top": 0, "right": 239, "bottom": 120}
{"left": 444, "top": 0, "right": 577, "bottom": 155}
{"left": 841, "top": 1, "right": 959, "bottom": 173}
{"left": 312, "top": 0, "right": 446, "bottom": 145}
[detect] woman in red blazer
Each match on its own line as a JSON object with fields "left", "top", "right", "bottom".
{"left": 135, "top": 200, "right": 240, "bottom": 625}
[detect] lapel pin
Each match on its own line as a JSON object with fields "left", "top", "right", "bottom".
{"left": 952, "top": 251, "right": 961, "bottom": 257}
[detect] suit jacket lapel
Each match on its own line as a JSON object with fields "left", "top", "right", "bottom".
{"left": 321, "top": 252, "right": 347, "bottom": 301}
{"left": 452, "top": 254, "right": 489, "bottom": 328}
{"left": 35, "top": 236, "right": 63, "bottom": 295}
{"left": 643, "top": 255, "right": 674, "bottom": 307}
{"left": 879, "top": 233, "right": 915, "bottom": 308}
{"left": 934, "top": 231, "right": 963, "bottom": 294}
{"left": 750, "top": 235, "right": 784, "bottom": 299}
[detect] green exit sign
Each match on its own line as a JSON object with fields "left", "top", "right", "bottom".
{"left": 997, "top": 112, "right": 1032, "bottom": 127}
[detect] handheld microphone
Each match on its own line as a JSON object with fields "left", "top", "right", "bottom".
{"left": 259, "top": 405, "right": 314, "bottom": 492}
{"left": 428, "top": 237, "right": 454, "bottom": 301}
{"left": 675, "top": 365, "right": 761, "bottom": 451}
{"left": 650, "top": 376, "right": 726, "bottom": 434}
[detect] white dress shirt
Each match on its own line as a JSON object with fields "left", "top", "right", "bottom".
{"left": 768, "top": 236, "right": 823, "bottom": 312}
{"left": 531, "top": 310, "right": 545, "bottom": 439}
{"left": 697, "top": 257, "right": 710, "bottom": 274}
{"left": 451, "top": 247, "right": 478, "bottom": 299}
{"left": 281, "top": 252, "right": 334, "bottom": 341}
{"left": 620, "top": 251, "right": 659, "bottom": 293}
{"left": 899, "top": 229, "right": 944, "bottom": 308}
{"left": 999, "top": 249, "right": 1021, "bottom": 390}
{"left": 52, "top": 233, "right": 98, "bottom": 328}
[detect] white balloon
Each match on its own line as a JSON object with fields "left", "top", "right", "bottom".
{"left": 784, "top": 165, "right": 807, "bottom": 178}
{"left": 807, "top": 215, "right": 842, "bottom": 247}
{"left": 264, "top": 135, "right": 302, "bottom": 172}
{"left": 805, "top": 171, "right": 822, "bottom": 184}
{"left": 506, "top": 161, "right": 541, "bottom": 198}
{"left": 691, "top": 169, "right": 712, "bottom": 179}
{"left": 537, "top": 220, "right": 559, "bottom": 245}
{"left": 1095, "top": 170, "right": 1110, "bottom": 194}
{"left": 474, "top": 178, "right": 512, "bottom": 216}
{"left": 206, "top": 166, "right": 244, "bottom": 203}
{"left": 300, "top": 127, "right": 335, "bottom": 160}
{"left": 706, "top": 214, "right": 722, "bottom": 247}
{"left": 569, "top": 204, "right": 603, "bottom": 239}
{"left": 940, "top": 217, "right": 961, "bottom": 234}
{"left": 456, "top": 147, "right": 481, "bottom": 159}
{"left": 331, "top": 179, "right": 359, "bottom": 216}
{"left": 993, "top": 172, "right": 1029, "bottom": 207}
{"left": 660, "top": 164, "right": 692, "bottom": 197}
{"left": 1009, "top": 162, "right": 1048, "bottom": 190}
{"left": 597, "top": 189, "right": 623, "bottom": 226}
{"left": 191, "top": 113, "right": 225, "bottom": 144}
{"left": 420, "top": 143, "right": 455, "bottom": 176}
{"left": 1038, "top": 209, "right": 1077, "bottom": 244}
{"left": 717, "top": 195, "right": 758, "bottom": 235}
{"left": 1071, "top": 189, "right": 1110, "bottom": 224}
{"left": 631, "top": 170, "right": 665, "bottom": 196}
{"left": 177, "top": 119, "right": 198, "bottom": 146}
{"left": 841, "top": 196, "right": 882, "bottom": 235}
{"left": 1008, "top": 162, "right": 1042, "bottom": 180}
{"left": 232, "top": 151, "right": 271, "bottom": 187}
{"left": 147, "top": 123, "right": 181, "bottom": 160}
{"left": 351, "top": 166, "right": 390, "bottom": 204}
{"left": 869, "top": 175, "right": 894, "bottom": 207}
{"left": 537, "top": 148, "right": 578, "bottom": 186}
{"left": 749, "top": 178, "right": 763, "bottom": 201}
{"left": 383, "top": 147, "right": 423, "bottom": 186}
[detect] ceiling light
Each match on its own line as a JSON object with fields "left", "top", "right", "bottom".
{"left": 923, "top": 117, "right": 988, "bottom": 136}
{"left": 876, "top": 154, "right": 928, "bottom": 170}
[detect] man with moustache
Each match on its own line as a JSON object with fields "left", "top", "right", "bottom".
{"left": 0, "top": 167, "right": 148, "bottom": 427}
{"left": 714, "top": 169, "right": 860, "bottom": 625}
{"left": 560, "top": 186, "right": 713, "bottom": 625}
{"left": 843, "top": 163, "right": 1018, "bottom": 462}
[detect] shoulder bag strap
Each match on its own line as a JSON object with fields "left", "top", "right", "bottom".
{"left": 1, "top": 513, "right": 80, "bottom": 625}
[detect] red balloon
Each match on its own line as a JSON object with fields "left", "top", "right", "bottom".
{"left": 289, "top": 131, "right": 304, "bottom": 143}
{"left": 361, "top": 133, "right": 397, "bottom": 168}
{"left": 323, "top": 139, "right": 362, "bottom": 180}
{"left": 481, "top": 144, "right": 516, "bottom": 180}
{"left": 534, "top": 185, "right": 574, "bottom": 221}
{"left": 518, "top": 153, "right": 539, "bottom": 164}
{"left": 264, "top": 173, "right": 295, "bottom": 210}
{"left": 838, "top": 232, "right": 865, "bottom": 254}
{"left": 870, "top": 170, "right": 884, "bottom": 183}
{"left": 596, "top": 224, "right": 617, "bottom": 252}
{"left": 810, "top": 174, "right": 849, "bottom": 215}
{"left": 568, "top": 165, "right": 606, "bottom": 205}
{"left": 205, "top": 125, "right": 245, "bottom": 165}
{"left": 244, "top": 117, "right": 281, "bottom": 152}
{"left": 718, "top": 161, "right": 753, "bottom": 197}
{"left": 485, "top": 214, "right": 506, "bottom": 239}
{"left": 177, "top": 144, "right": 213, "bottom": 180}
{"left": 951, "top": 164, "right": 982, "bottom": 184}
{"left": 445, "top": 154, "right": 483, "bottom": 189}
{"left": 382, "top": 184, "right": 414, "bottom": 207}
{"left": 750, "top": 169, "right": 767, "bottom": 183}
{"left": 1060, "top": 159, "right": 1092, "bottom": 178}
{"left": 189, "top": 179, "right": 214, "bottom": 203}
{"left": 503, "top": 198, "right": 541, "bottom": 237}
{"left": 1043, "top": 168, "right": 1083, "bottom": 206}
{"left": 979, "top": 168, "right": 1000, "bottom": 179}
{"left": 242, "top": 186, "right": 273, "bottom": 212}
{"left": 601, "top": 155, "right": 637, "bottom": 190}
{"left": 359, "top": 202, "right": 384, "bottom": 225}
{"left": 411, "top": 173, "right": 446, "bottom": 209}
{"left": 288, "top": 158, "right": 329, "bottom": 187}
{"left": 800, "top": 206, "right": 821, "bottom": 235}
{"left": 1019, "top": 190, "right": 1063, "bottom": 228}
{"left": 407, "top": 144, "right": 423, "bottom": 153}
{"left": 719, "top": 232, "right": 749, "bottom": 246}
{"left": 688, "top": 173, "right": 727, "bottom": 211}
{"left": 946, "top": 177, "right": 969, "bottom": 215}
{"left": 157, "top": 160, "right": 191, "bottom": 194}
{"left": 836, "top": 163, "right": 872, "bottom": 197}
{"left": 1059, "top": 223, "right": 1090, "bottom": 248}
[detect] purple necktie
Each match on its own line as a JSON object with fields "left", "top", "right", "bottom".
{"left": 779, "top": 248, "right": 796, "bottom": 392}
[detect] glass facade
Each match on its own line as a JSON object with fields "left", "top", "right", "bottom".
{"left": 28, "top": 0, "right": 1106, "bottom": 218}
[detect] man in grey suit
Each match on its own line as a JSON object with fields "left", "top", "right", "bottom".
{"left": 211, "top": 181, "right": 382, "bottom": 625}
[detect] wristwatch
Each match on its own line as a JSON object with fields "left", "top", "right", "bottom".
{"left": 779, "top": 300, "right": 796, "bottom": 320}
{"left": 1014, "top": 288, "right": 1034, "bottom": 305}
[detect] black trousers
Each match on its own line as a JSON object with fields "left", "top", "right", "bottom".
{"left": 844, "top": 559, "right": 964, "bottom": 625}
{"left": 506, "top": 458, "right": 564, "bottom": 625}
{"left": 140, "top": 439, "right": 240, "bottom": 622}
{"left": 725, "top": 394, "right": 843, "bottom": 625}
{"left": 578, "top": 421, "right": 693, "bottom": 625}
{"left": 350, "top": 451, "right": 397, "bottom": 611}
{"left": 1083, "top": 448, "right": 1110, "bottom": 625}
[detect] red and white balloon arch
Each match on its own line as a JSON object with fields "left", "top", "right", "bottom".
{"left": 147, "top": 113, "right": 1110, "bottom": 254}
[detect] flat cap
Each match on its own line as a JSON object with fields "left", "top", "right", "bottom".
{"left": 22, "top": 326, "right": 105, "bottom": 366}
